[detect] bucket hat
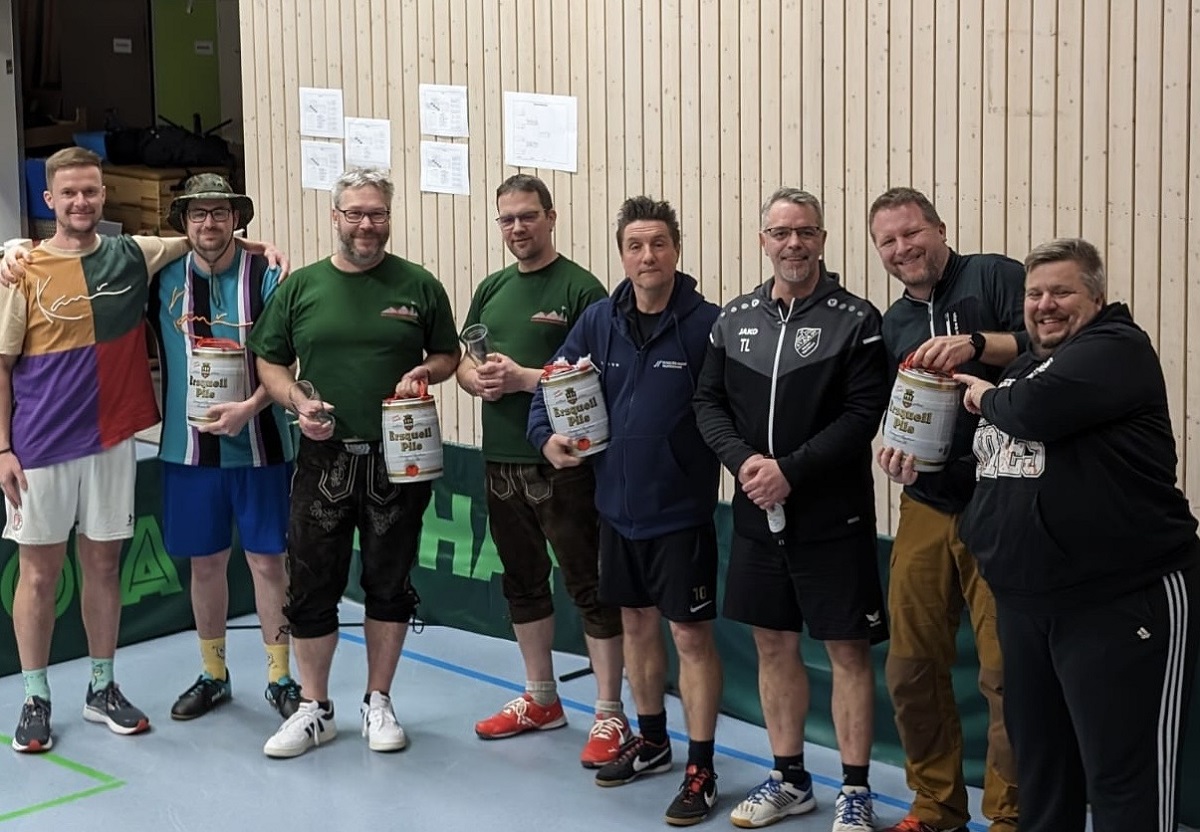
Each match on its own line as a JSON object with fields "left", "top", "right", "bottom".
{"left": 167, "top": 173, "right": 254, "bottom": 232}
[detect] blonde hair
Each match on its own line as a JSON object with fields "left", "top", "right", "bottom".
{"left": 45, "top": 146, "right": 103, "bottom": 188}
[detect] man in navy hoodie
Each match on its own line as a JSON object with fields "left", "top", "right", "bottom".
{"left": 956, "top": 237, "right": 1199, "bottom": 832}
{"left": 528, "top": 196, "right": 723, "bottom": 827}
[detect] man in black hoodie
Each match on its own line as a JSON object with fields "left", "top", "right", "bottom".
{"left": 955, "top": 237, "right": 1199, "bottom": 832}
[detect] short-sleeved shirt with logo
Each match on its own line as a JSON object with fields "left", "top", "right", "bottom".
{"left": 247, "top": 254, "right": 459, "bottom": 443}
{"left": 463, "top": 255, "right": 607, "bottom": 463}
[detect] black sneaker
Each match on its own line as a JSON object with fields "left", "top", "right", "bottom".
{"left": 265, "top": 676, "right": 302, "bottom": 718}
{"left": 12, "top": 697, "right": 53, "bottom": 753}
{"left": 595, "top": 735, "right": 673, "bottom": 787}
{"left": 170, "top": 673, "right": 232, "bottom": 720}
{"left": 665, "top": 764, "right": 719, "bottom": 826}
{"left": 83, "top": 682, "right": 150, "bottom": 735}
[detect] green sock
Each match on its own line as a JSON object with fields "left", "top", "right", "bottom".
{"left": 90, "top": 658, "right": 114, "bottom": 691}
{"left": 22, "top": 668, "right": 50, "bottom": 702}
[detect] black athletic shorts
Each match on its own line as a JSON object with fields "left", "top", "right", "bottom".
{"left": 598, "top": 519, "right": 719, "bottom": 622}
{"left": 723, "top": 525, "right": 888, "bottom": 643}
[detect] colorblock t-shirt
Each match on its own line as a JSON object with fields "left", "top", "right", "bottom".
{"left": 0, "top": 235, "right": 187, "bottom": 468}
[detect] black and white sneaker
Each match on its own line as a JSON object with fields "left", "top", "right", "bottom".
{"left": 263, "top": 699, "right": 336, "bottom": 758}
{"left": 83, "top": 682, "right": 150, "bottom": 735}
{"left": 12, "top": 696, "right": 53, "bottom": 753}
{"left": 594, "top": 735, "right": 673, "bottom": 787}
{"left": 665, "top": 764, "right": 719, "bottom": 826}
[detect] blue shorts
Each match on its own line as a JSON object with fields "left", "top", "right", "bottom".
{"left": 161, "top": 462, "right": 292, "bottom": 558}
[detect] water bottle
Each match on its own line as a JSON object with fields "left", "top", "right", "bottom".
{"left": 766, "top": 503, "right": 786, "bottom": 547}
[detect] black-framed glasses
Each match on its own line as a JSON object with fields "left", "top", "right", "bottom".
{"left": 495, "top": 210, "right": 544, "bottom": 229}
{"left": 336, "top": 207, "right": 391, "bottom": 224}
{"left": 763, "top": 225, "right": 823, "bottom": 242}
{"left": 186, "top": 207, "right": 233, "bottom": 223}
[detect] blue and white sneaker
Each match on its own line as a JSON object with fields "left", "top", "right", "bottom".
{"left": 832, "top": 786, "right": 876, "bottom": 832}
{"left": 730, "top": 769, "right": 817, "bottom": 828}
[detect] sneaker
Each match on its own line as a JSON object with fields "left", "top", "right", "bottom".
{"left": 580, "top": 712, "right": 631, "bottom": 768}
{"left": 170, "top": 672, "right": 232, "bottom": 720}
{"left": 360, "top": 691, "right": 407, "bottom": 752}
{"left": 474, "top": 693, "right": 567, "bottom": 739}
{"left": 832, "top": 786, "right": 876, "bottom": 832}
{"left": 882, "top": 816, "right": 968, "bottom": 832}
{"left": 665, "top": 764, "right": 718, "bottom": 826}
{"left": 730, "top": 770, "right": 817, "bottom": 828}
{"left": 83, "top": 682, "right": 150, "bottom": 735}
{"left": 265, "top": 676, "right": 302, "bottom": 719}
{"left": 12, "top": 697, "right": 52, "bottom": 753}
{"left": 263, "top": 699, "right": 336, "bottom": 758}
{"left": 594, "top": 735, "right": 673, "bottom": 787}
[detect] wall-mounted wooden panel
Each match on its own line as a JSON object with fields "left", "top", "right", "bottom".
{"left": 242, "top": 0, "right": 1200, "bottom": 529}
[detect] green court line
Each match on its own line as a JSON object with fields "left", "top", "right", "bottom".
{"left": 0, "top": 734, "right": 124, "bottom": 823}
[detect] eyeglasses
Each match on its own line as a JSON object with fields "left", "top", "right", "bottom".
{"left": 763, "top": 225, "right": 823, "bottom": 242}
{"left": 186, "top": 207, "right": 233, "bottom": 223}
{"left": 335, "top": 207, "right": 392, "bottom": 224}
{"left": 495, "top": 210, "right": 544, "bottom": 229}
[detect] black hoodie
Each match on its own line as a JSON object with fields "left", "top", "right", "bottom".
{"left": 959, "top": 303, "right": 1199, "bottom": 612}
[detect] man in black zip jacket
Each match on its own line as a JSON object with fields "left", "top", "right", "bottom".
{"left": 955, "top": 237, "right": 1199, "bottom": 832}
{"left": 694, "top": 187, "right": 889, "bottom": 832}
{"left": 869, "top": 187, "right": 1022, "bottom": 832}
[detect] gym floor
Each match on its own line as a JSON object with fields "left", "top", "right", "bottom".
{"left": 0, "top": 603, "right": 1118, "bottom": 831}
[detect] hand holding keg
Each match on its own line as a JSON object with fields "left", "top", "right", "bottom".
{"left": 539, "top": 434, "right": 583, "bottom": 470}
{"left": 952, "top": 372, "right": 994, "bottom": 417}
{"left": 876, "top": 446, "right": 919, "bottom": 485}
{"left": 196, "top": 400, "right": 255, "bottom": 437}
{"left": 908, "top": 334, "right": 978, "bottom": 374}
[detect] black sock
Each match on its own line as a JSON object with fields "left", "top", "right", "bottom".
{"left": 841, "top": 763, "right": 869, "bottom": 789}
{"left": 774, "top": 753, "right": 806, "bottom": 786}
{"left": 637, "top": 711, "right": 668, "bottom": 747}
{"left": 686, "top": 739, "right": 715, "bottom": 770}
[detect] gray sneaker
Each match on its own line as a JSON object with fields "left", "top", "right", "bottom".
{"left": 83, "top": 682, "right": 150, "bottom": 735}
{"left": 12, "top": 697, "right": 53, "bottom": 752}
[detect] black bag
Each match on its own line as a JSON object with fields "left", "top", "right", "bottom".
{"left": 104, "top": 114, "right": 234, "bottom": 168}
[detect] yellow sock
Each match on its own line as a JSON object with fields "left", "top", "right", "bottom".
{"left": 264, "top": 642, "right": 291, "bottom": 684}
{"left": 199, "top": 637, "right": 227, "bottom": 681}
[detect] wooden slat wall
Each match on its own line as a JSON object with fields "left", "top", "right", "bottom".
{"left": 241, "top": 0, "right": 1200, "bottom": 530}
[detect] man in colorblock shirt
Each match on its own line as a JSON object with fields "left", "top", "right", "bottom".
{"left": 0, "top": 147, "right": 190, "bottom": 752}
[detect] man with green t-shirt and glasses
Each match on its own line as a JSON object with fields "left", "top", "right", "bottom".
{"left": 457, "top": 175, "right": 626, "bottom": 769}
{"left": 249, "top": 168, "right": 460, "bottom": 759}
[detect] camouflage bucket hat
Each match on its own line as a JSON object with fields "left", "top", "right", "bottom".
{"left": 167, "top": 173, "right": 254, "bottom": 233}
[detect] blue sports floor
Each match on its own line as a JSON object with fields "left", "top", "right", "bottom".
{"left": 0, "top": 601, "right": 1151, "bottom": 831}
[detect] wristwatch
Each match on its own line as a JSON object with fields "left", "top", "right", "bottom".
{"left": 969, "top": 331, "right": 986, "bottom": 361}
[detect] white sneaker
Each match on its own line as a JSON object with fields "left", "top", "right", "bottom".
{"left": 730, "top": 770, "right": 817, "bottom": 828}
{"left": 361, "top": 691, "right": 407, "bottom": 752}
{"left": 263, "top": 699, "right": 336, "bottom": 758}
{"left": 831, "top": 786, "right": 875, "bottom": 832}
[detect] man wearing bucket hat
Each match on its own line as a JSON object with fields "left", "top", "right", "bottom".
{"left": 694, "top": 187, "right": 890, "bottom": 832}
{"left": 527, "top": 196, "right": 724, "bottom": 826}
{"left": 148, "top": 173, "right": 301, "bottom": 725}
{"left": 455, "top": 174, "right": 627, "bottom": 770}
{"left": 954, "top": 238, "right": 1198, "bottom": 832}
{"left": 868, "top": 187, "right": 1024, "bottom": 832}
{"left": 249, "top": 167, "right": 460, "bottom": 759}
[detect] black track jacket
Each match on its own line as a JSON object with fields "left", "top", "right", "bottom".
{"left": 694, "top": 272, "right": 890, "bottom": 543}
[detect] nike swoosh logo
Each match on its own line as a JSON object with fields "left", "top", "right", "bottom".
{"left": 632, "top": 747, "right": 670, "bottom": 771}
{"left": 689, "top": 600, "right": 714, "bottom": 613}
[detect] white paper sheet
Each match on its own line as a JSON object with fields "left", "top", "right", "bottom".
{"left": 301, "top": 141, "right": 345, "bottom": 191}
{"left": 419, "top": 84, "right": 469, "bottom": 138}
{"left": 419, "top": 141, "right": 470, "bottom": 195}
{"left": 503, "top": 92, "right": 578, "bottom": 172}
{"left": 299, "top": 87, "right": 345, "bottom": 138}
{"left": 344, "top": 117, "right": 392, "bottom": 168}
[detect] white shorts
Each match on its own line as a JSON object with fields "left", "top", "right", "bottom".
{"left": 3, "top": 438, "right": 137, "bottom": 545}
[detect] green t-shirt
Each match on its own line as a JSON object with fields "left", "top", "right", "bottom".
{"left": 248, "top": 254, "right": 459, "bottom": 442}
{"left": 464, "top": 255, "right": 607, "bottom": 462}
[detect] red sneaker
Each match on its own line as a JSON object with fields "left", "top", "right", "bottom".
{"left": 882, "top": 816, "right": 968, "bottom": 832}
{"left": 580, "top": 712, "right": 631, "bottom": 768}
{"left": 474, "top": 693, "right": 567, "bottom": 739}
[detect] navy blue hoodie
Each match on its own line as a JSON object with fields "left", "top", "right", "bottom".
{"left": 528, "top": 272, "right": 721, "bottom": 540}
